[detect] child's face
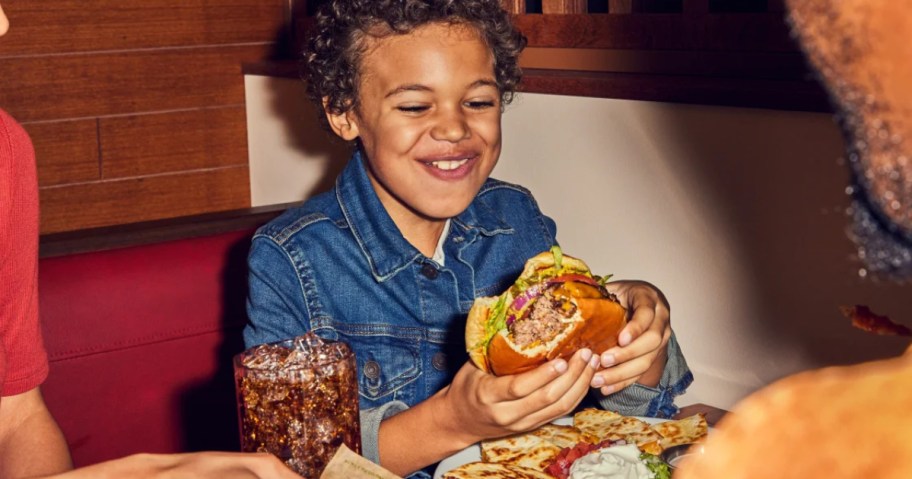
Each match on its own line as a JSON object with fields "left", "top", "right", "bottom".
{"left": 328, "top": 22, "right": 502, "bottom": 226}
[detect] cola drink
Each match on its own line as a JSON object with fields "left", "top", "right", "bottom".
{"left": 234, "top": 333, "right": 361, "bottom": 478}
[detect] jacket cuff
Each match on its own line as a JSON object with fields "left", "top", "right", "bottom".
{"left": 359, "top": 400, "right": 410, "bottom": 464}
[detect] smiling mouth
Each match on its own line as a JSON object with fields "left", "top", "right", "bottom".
{"left": 430, "top": 158, "right": 470, "bottom": 170}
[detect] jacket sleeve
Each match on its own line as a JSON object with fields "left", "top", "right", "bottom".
{"left": 244, "top": 235, "right": 314, "bottom": 348}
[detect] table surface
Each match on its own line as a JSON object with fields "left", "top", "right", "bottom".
{"left": 674, "top": 403, "right": 729, "bottom": 427}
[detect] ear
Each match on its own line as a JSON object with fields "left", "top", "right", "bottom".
{"left": 324, "top": 99, "right": 360, "bottom": 141}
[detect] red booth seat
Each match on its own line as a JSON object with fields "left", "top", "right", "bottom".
{"left": 37, "top": 209, "right": 281, "bottom": 467}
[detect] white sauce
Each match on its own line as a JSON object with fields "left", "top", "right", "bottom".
{"left": 568, "top": 444, "right": 654, "bottom": 479}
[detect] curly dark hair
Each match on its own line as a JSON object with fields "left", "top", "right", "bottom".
{"left": 302, "top": 0, "right": 527, "bottom": 128}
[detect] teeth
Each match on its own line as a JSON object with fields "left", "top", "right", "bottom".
{"left": 431, "top": 158, "right": 469, "bottom": 170}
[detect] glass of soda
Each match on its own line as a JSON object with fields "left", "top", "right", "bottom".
{"left": 234, "top": 333, "right": 361, "bottom": 478}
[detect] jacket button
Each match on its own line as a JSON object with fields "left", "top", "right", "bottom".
{"left": 432, "top": 352, "right": 447, "bottom": 371}
{"left": 363, "top": 361, "right": 381, "bottom": 380}
{"left": 421, "top": 263, "right": 439, "bottom": 280}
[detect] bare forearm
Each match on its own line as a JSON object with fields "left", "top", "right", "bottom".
{"left": 376, "top": 388, "right": 475, "bottom": 477}
{"left": 0, "top": 389, "right": 72, "bottom": 479}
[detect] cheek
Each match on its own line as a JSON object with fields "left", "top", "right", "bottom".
{"left": 376, "top": 126, "right": 425, "bottom": 156}
{"left": 470, "top": 114, "right": 502, "bottom": 146}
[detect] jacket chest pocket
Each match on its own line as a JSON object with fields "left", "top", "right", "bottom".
{"left": 314, "top": 323, "right": 423, "bottom": 407}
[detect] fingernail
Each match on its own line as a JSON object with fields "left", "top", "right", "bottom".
{"left": 552, "top": 359, "right": 568, "bottom": 374}
{"left": 601, "top": 384, "right": 615, "bottom": 395}
{"left": 589, "top": 355, "right": 600, "bottom": 369}
{"left": 601, "top": 353, "right": 615, "bottom": 367}
{"left": 619, "top": 331, "right": 632, "bottom": 346}
{"left": 591, "top": 375, "right": 605, "bottom": 388}
{"left": 580, "top": 348, "right": 593, "bottom": 363}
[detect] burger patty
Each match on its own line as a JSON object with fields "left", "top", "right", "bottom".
{"left": 511, "top": 293, "right": 577, "bottom": 348}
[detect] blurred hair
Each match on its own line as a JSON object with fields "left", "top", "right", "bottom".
{"left": 789, "top": 0, "right": 912, "bottom": 280}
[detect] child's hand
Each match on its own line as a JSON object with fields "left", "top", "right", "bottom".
{"left": 590, "top": 280, "right": 671, "bottom": 395}
{"left": 441, "top": 349, "right": 600, "bottom": 445}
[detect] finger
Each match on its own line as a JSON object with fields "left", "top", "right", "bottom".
{"left": 515, "top": 351, "right": 599, "bottom": 429}
{"left": 521, "top": 349, "right": 595, "bottom": 405}
{"left": 619, "top": 286, "right": 665, "bottom": 344}
{"left": 618, "top": 304, "right": 654, "bottom": 347}
{"left": 591, "top": 345, "right": 658, "bottom": 391}
{"left": 551, "top": 355, "right": 599, "bottom": 413}
{"left": 495, "top": 353, "right": 578, "bottom": 400}
{"left": 503, "top": 350, "right": 596, "bottom": 417}
{"left": 535, "top": 349, "right": 598, "bottom": 406}
{"left": 600, "top": 323, "right": 663, "bottom": 369}
{"left": 599, "top": 376, "right": 640, "bottom": 396}
{"left": 522, "top": 371, "right": 595, "bottom": 430}
{"left": 593, "top": 321, "right": 670, "bottom": 389}
{"left": 245, "top": 453, "right": 300, "bottom": 479}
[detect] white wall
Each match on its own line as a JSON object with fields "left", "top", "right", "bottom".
{"left": 246, "top": 75, "right": 912, "bottom": 409}
{"left": 245, "top": 75, "right": 350, "bottom": 206}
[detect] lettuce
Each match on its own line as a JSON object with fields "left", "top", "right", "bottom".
{"left": 551, "top": 245, "right": 563, "bottom": 271}
{"left": 481, "top": 294, "right": 509, "bottom": 348}
{"left": 640, "top": 453, "right": 671, "bottom": 479}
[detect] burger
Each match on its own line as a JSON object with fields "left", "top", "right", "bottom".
{"left": 466, "top": 246, "right": 628, "bottom": 376}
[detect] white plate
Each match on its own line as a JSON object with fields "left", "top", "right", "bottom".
{"left": 433, "top": 416, "right": 665, "bottom": 479}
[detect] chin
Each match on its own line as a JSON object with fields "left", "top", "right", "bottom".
{"left": 418, "top": 197, "right": 476, "bottom": 221}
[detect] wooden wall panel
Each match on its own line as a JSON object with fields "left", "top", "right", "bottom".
{"left": 501, "top": 1, "right": 526, "bottom": 13}
{"left": 542, "top": 0, "right": 587, "bottom": 14}
{"left": 0, "top": 45, "right": 268, "bottom": 123}
{"left": 520, "top": 68, "right": 830, "bottom": 112}
{"left": 512, "top": 14, "right": 798, "bottom": 51}
{"left": 609, "top": 1, "right": 634, "bottom": 13}
{"left": 101, "top": 107, "right": 248, "bottom": 179}
{"left": 0, "top": 0, "right": 287, "bottom": 56}
{"left": 0, "top": 0, "right": 288, "bottom": 234}
{"left": 23, "top": 120, "right": 100, "bottom": 187}
{"left": 39, "top": 167, "right": 251, "bottom": 234}
{"left": 519, "top": 48, "right": 809, "bottom": 80}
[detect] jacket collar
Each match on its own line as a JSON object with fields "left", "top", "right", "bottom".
{"left": 336, "top": 151, "right": 512, "bottom": 282}
{"left": 453, "top": 181, "right": 516, "bottom": 237}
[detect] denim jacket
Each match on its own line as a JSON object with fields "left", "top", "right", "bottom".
{"left": 245, "top": 151, "right": 692, "bottom": 478}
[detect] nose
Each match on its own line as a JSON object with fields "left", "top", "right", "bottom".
{"left": 430, "top": 107, "right": 470, "bottom": 142}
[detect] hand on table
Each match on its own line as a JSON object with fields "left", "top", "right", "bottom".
{"left": 591, "top": 280, "right": 671, "bottom": 394}
{"left": 42, "top": 452, "right": 300, "bottom": 479}
{"left": 442, "top": 349, "right": 600, "bottom": 444}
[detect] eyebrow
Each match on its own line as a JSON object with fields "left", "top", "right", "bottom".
{"left": 383, "top": 79, "right": 499, "bottom": 98}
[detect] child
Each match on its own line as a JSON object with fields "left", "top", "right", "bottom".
{"left": 244, "top": 1, "right": 691, "bottom": 477}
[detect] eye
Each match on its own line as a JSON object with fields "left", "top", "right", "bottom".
{"left": 465, "top": 100, "right": 497, "bottom": 110}
{"left": 396, "top": 105, "right": 430, "bottom": 114}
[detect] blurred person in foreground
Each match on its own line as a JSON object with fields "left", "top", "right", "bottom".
{"left": 0, "top": 4, "right": 298, "bottom": 478}
{"left": 678, "top": 1, "right": 912, "bottom": 478}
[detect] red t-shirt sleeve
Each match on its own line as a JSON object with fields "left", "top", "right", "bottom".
{"left": 0, "top": 108, "right": 49, "bottom": 397}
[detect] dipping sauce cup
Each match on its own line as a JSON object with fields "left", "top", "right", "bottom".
{"left": 662, "top": 443, "right": 705, "bottom": 475}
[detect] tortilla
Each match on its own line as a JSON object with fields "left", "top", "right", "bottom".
{"left": 530, "top": 424, "right": 598, "bottom": 449}
{"left": 572, "top": 409, "right": 664, "bottom": 454}
{"left": 652, "top": 413, "right": 708, "bottom": 450}
{"left": 441, "top": 461, "right": 553, "bottom": 479}
{"left": 480, "top": 432, "right": 561, "bottom": 471}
